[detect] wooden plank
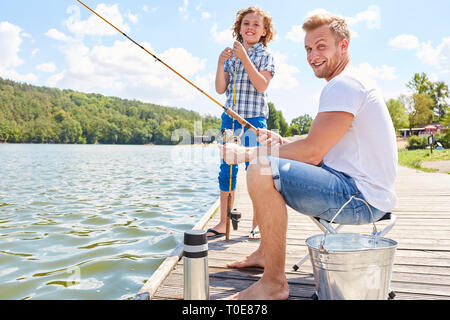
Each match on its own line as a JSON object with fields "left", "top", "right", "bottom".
{"left": 147, "top": 165, "right": 450, "bottom": 300}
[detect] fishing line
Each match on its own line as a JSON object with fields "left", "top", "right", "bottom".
{"left": 225, "top": 56, "right": 242, "bottom": 241}
{"left": 76, "top": 0, "right": 258, "bottom": 135}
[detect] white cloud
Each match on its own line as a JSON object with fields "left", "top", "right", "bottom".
{"left": 270, "top": 51, "right": 300, "bottom": 90}
{"left": 142, "top": 5, "right": 158, "bottom": 14}
{"left": 306, "top": 8, "right": 329, "bottom": 17}
{"left": 47, "top": 71, "right": 66, "bottom": 88}
{"left": 348, "top": 5, "right": 381, "bottom": 30}
{"left": 65, "top": 4, "right": 129, "bottom": 37}
{"left": 36, "top": 62, "right": 57, "bottom": 73}
{"left": 344, "top": 6, "right": 380, "bottom": 37}
{"left": 201, "top": 12, "right": 211, "bottom": 20}
{"left": 389, "top": 34, "right": 420, "bottom": 50}
{"left": 0, "top": 69, "right": 38, "bottom": 83}
{"left": 46, "top": 28, "right": 71, "bottom": 42}
{"left": 288, "top": 6, "right": 380, "bottom": 43}
{"left": 44, "top": 5, "right": 210, "bottom": 107}
{"left": 49, "top": 38, "right": 209, "bottom": 106}
{"left": 178, "top": 0, "right": 189, "bottom": 20}
{"left": 390, "top": 34, "right": 450, "bottom": 71}
{"left": 305, "top": 6, "right": 381, "bottom": 30}
{"left": 356, "top": 62, "right": 397, "bottom": 81}
{"left": 0, "top": 21, "right": 24, "bottom": 69}
{"left": 210, "top": 23, "right": 233, "bottom": 45}
{"left": 0, "top": 21, "right": 38, "bottom": 83}
{"left": 351, "top": 62, "right": 397, "bottom": 90}
{"left": 285, "top": 25, "right": 305, "bottom": 43}
{"left": 127, "top": 12, "right": 138, "bottom": 24}
{"left": 179, "top": 0, "right": 188, "bottom": 13}
{"left": 416, "top": 37, "right": 450, "bottom": 69}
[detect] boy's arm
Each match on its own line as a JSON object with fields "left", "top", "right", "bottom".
{"left": 243, "top": 63, "right": 272, "bottom": 93}
{"left": 215, "top": 48, "right": 232, "bottom": 94}
{"left": 215, "top": 62, "right": 229, "bottom": 94}
{"left": 233, "top": 41, "right": 272, "bottom": 93}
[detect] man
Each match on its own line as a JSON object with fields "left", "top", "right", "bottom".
{"left": 219, "top": 13, "right": 398, "bottom": 300}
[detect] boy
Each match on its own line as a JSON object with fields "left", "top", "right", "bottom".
{"left": 208, "top": 7, "right": 276, "bottom": 240}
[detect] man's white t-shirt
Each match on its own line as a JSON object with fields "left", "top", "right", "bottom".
{"left": 319, "top": 66, "right": 398, "bottom": 212}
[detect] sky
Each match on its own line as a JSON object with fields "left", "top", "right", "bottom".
{"left": 1, "top": 0, "right": 450, "bottom": 122}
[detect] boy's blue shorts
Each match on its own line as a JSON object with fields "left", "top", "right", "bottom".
{"left": 218, "top": 112, "right": 267, "bottom": 192}
{"left": 268, "top": 156, "right": 387, "bottom": 225}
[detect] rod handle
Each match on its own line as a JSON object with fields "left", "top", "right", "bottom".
{"left": 224, "top": 108, "right": 258, "bottom": 135}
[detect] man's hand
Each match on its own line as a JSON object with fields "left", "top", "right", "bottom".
{"left": 257, "top": 128, "right": 285, "bottom": 147}
{"left": 218, "top": 142, "right": 250, "bottom": 165}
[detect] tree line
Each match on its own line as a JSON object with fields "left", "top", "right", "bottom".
{"left": 386, "top": 72, "right": 449, "bottom": 149}
{"left": 267, "top": 102, "right": 312, "bottom": 137}
{"left": 0, "top": 76, "right": 311, "bottom": 145}
{"left": 0, "top": 77, "right": 220, "bottom": 145}
{"left": 387, "top": 72, "right": 449, "bottom": 131}
{"left": 1, "top": 72, "right": 447, "bottom": 145}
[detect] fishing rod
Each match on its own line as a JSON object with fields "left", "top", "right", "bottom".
{"left": 76, "top": 0, "right": 258, "bottom": 135}
{"left": 77, "top": 0, "right": 247, "bottom": 242}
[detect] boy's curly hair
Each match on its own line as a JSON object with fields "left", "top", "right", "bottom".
{"left": 232, "top": 7, "right": 275, "bottom": 47}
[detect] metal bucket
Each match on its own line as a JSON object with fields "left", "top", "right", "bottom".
{"left": 306, "top": 233, "right": 397, "bottom": 300}
{"left": 305, "top": 196, "right": 397, "bottom": 300}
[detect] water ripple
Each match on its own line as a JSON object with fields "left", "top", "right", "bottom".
{"left": 0, "top": 144, "right": 220, "bottom": 299}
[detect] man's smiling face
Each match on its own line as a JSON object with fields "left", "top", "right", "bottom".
{"left": 304, "top": 24, "right": 348, "bottom": 81}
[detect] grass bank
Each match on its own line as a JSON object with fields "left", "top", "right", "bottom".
{"left": 398, "top": 149, "right": 450, "bottom": 174}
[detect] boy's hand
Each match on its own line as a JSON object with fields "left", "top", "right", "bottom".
{"left": 233, "top": 41, "right": 247, "bottom": 61}
{"left": 219, "top": 48, "right": 233, "bottom": 64}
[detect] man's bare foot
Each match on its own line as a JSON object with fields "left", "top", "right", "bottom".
{"left": 225, "top": 277, "right": 289, "bottom": 300}
{"left": 226, "top": 249, "right": 265, "bottom": 269}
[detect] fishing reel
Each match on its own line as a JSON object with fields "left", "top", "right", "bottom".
{"left": 221, "top": 128, "right": 243, "bottom": 145}
{"left": 229, "top": 208, "right": 242, "bottom": 231}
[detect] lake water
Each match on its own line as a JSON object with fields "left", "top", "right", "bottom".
{"left": 0, "top": 144, "right": 220, "bottom": 299}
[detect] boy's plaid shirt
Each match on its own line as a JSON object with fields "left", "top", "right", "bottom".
{"left": 224, "top": 43, "right": 275, "bottom": 119}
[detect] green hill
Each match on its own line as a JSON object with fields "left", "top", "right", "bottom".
{"left": 0, "top": 77, "right": 220, "bottom": 145}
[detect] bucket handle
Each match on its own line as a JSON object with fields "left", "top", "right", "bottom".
{"left": 319, "top": 196, "right": 377, "bottom": 252}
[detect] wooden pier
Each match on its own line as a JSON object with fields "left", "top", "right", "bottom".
{"left": 137, "top": 165, "right": 450, "bottom": 300}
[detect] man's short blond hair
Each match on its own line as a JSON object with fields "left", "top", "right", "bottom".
{"left": 302, "top": 13, "right": 351, "bottom": 43}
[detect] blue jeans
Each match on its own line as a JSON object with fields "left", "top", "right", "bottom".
{"left": 268, "top": 157, "right": 387, "bottom": 225}
{"left": 218, "top": 112, "right": 267, "bottom": 192}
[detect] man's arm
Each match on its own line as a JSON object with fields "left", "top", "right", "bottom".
{"left": 275, "top": 111, "right": 354, "bottom": 165}
{"left": 220, "top": 111, "right": 354, "bottom": 165}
